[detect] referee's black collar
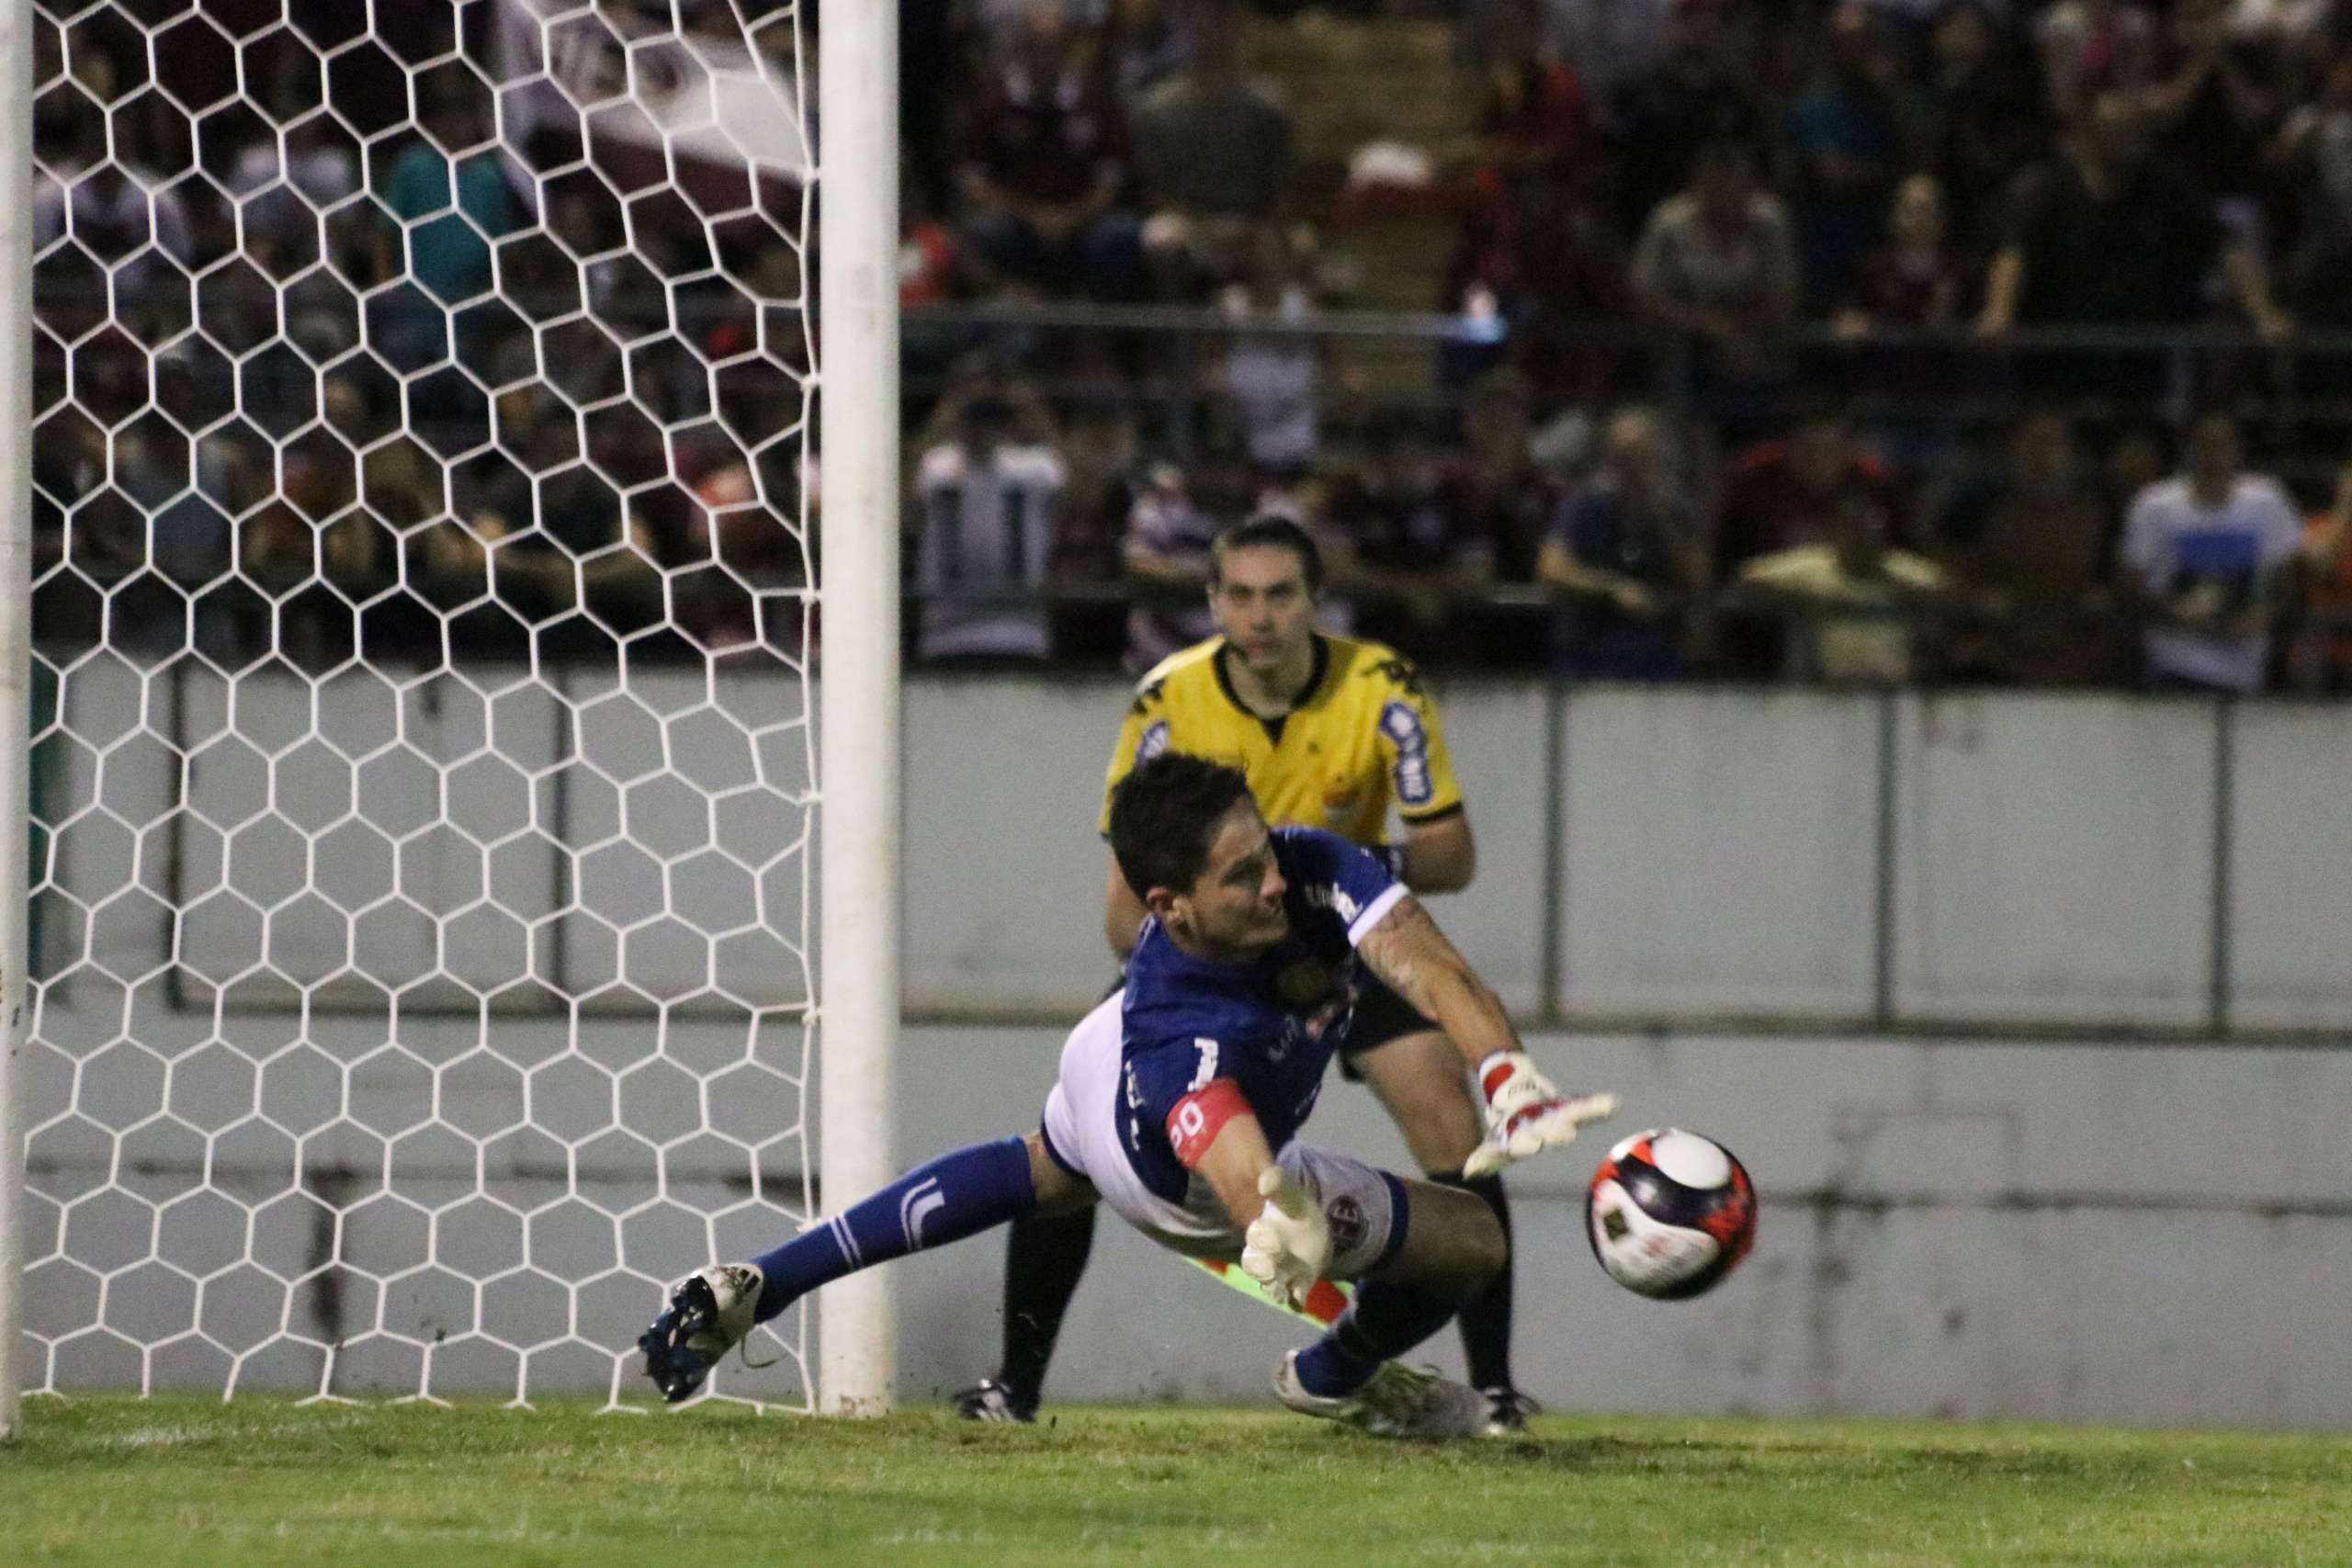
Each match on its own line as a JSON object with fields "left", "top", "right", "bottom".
{"left": 1214, "top": 634, "right": 1329, "bottom": 743}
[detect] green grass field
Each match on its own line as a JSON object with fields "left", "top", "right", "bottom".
{"left": 2, "top": 1398, "right": 2345, "bottom": 1567}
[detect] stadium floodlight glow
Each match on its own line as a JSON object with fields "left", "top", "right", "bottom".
{"left": 0, "top": 0, "right": 897, "bottom": 1423}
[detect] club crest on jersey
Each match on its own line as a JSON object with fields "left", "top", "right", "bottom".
{"left": 1276, "top": 959, "right": 1338, "bottom": 1009}
{"left": 1136, "top": 720, "right": 1170, "bottom": 764}
{"left": 1326, "top": 1194, "right": 1367, "bottom": 1257}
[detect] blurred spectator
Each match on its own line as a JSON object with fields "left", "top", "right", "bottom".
{"left": 677, "top": 448, "right": 807, "bottom": 657}
{"left": 2036, "top": 0, "right": 2157, "bottom": 124}
{"left": 1539, "top": 0, "right": 1678, "bottom": 119}
{"left": 2120, "top": 411, "right": 2301, "bottom": 692}
{"left": 1319, "top": 410, "right": 1495, "bottom": 661}
{"left": 1130, "top": 0, "right": 1295, "bottom": 298}
{"left": 1785, "top": 3, "right": 1918, "bottom": 310}
{"left": 1450, "top": 0, "right": 1625, "bottom": 400}
{"left": 2273, "top": 54, "right": 2352, "bottom": 327}
{"left": 1939, "top": 412, "right": 2129, "bottom": 684}
{"left": 2141, "top": 0, "right": 2278, "bottom": 205}
{"left": 1538, "top": 406, "right": 1712, "bottom": 677}
{"left": 35, "top": 151, "right": 194, "bottom": 316}
{"left": 901, "top": 180, "right": 972, "bottom": 310}
{"left": 1832, "top": 173, "right": 1971, "bottom": 442}
{"left": 1976, "top": 91, "right": 2290, "bottom": 356}
{"left": 973, "top": 0, "right": 1116, "bottom": 35}
{"left": 505, "top": 483, "right": 667, "bottom": 647}
{"left": 377, "top": 81, "right": 525, "bottom": 396}
{"left": 1476, "top": 0, "right": 1600, "bottom": 177}
{"left": 1716, "top": 410, "right": 1898, "bottom": 570}
{"left": 1835, "top": 173, "right": 1967, "bottom": 333}
{"left": 1738, "top": 483, "right": 1950, "bottom": 682}
{"left": 1443, "top": 161, "right": 1630, "bottom": 403}
{"left": 910, "top": 376, "right": 1071, "bottom": 663}
{"left": 230, "top": 114, "right": 361, "bottom": 207}
{"left": 2099, "top": 420, "right": 2172, "bottom": 518}
{"left": 1440, "top": 368, "right": 1564, "bottom": 586}
{"left": 1211, "top": 225, "right": 1329, "bottom": 478}
{"left": 1120, "top": 461, "right": 1223, "bottom": 670}
{"left": 379, "top": 85, "right": 520, "bottom": 309}
{"left": 1918, "top": 3, "right": 2049, "bottom": 259}
{"left": 956, "top": 4, "right": 1144, "bottom": 301}
{"left": 1630, "top": 140, "right": 1799, "bottom": 420}
{"left": 2288, "top": 460, "right": 2352, "bottom": 692}
{"left": 1608, "top": 0, "right": 1768, "bottom": 236}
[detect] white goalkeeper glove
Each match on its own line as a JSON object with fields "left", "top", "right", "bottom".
{"left": 1463, "top": 1051, "right": 1621, "bottom": 1179}
{"left": 1240, "top": 1167, "right": 1331, "bottom": 1312}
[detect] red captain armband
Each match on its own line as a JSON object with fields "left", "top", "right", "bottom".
{"left": 1167, "top": 1078, "right": 1251, "bottom": 1168}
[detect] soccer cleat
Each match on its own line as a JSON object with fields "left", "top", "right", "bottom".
{"left": 1480, "top": 1386, "right": 1541, "bottom": 1438}
{"left": 639, "top": 1262, "right": 764, "bottom": 1404}
{"left": 949, "top": 1379, "right": 1037, "bottom": 1424}
{"left": 1272, "top": 1350, "right": 1489, "bottom": 1440}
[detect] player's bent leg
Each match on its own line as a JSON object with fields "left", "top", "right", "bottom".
{"left": 956, "top": 994, "right": 1124, "bottom": 1422}
{"left": 1363, "top": 1176, "right": 1507, "bottom": 1293}
{"left": 958, "top": 1206, "right": 1097, "bottom": 1423}
{"left": 956, "top": 1136, "right": 1102, "bottom": 1422}
{"left": 1348, "top": 1028, "right": 1484, "bottom": 1176}
{"left": 639, "top": 1132, "right": 1094, "bottom": 1404}
{"left": 1261, "top": 1149, "right": 1498, "bottom": 1441}
{"left": 1352, "top": 1027, "right": 1530, "bottom": 1433}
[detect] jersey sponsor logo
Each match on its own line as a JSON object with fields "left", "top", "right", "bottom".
{"left": 1301, "top": 882, "right": 1362, "bottom": 923}
{"left": 1380, "top": 700, "right": 1433, "bottom": 807}
{"left": 1136, "top": 720, "right": 1170, "bottom": 765}
{"left": 1368, "top": 656, "right": 1426, "bottom": 698}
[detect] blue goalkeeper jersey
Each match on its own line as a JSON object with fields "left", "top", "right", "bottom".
{"left": 1116, "top": 827, "right": 1406, "bottom": 1202}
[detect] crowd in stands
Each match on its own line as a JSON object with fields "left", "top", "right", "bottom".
{"left": 25, "top": 0, "right": 2352, "bottom": 692}
{"left": 900, "top": 0, "right": 2352, "bottom": 691}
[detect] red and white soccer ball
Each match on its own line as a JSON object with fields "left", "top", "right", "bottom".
{"left": 1585, "top": 1128, "right": 1757, "bottom": 1301}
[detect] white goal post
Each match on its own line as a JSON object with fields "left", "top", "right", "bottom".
{"left": 814, "top": 0, "right": 900, "bottom": 1417}
{"left": 0, "top": 0, "right": 899, "bottom": 1431}
{"left": 1, "top": 0, "right": 35, "bottom": 1446}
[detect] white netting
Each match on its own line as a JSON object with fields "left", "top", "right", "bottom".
{"left": 22, "top": 0, "right": 818, "bottom": 1407}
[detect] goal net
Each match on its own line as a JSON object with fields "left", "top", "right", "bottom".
{"left": 20, "top": 0, "right": 819, "bottom": 1408}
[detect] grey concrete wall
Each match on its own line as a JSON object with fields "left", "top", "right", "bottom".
{"left": 889, "top": 1025, "right": 2352, "bottom": 1432}
{"left": 18, "top": 669, "right": 2352, "bottom": 1427}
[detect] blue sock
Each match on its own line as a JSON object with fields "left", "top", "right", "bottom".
{"left": 751, "top": 1136, "right": 1037, "bottom": 1323}
{"left": 1294, "top": 1279, "right": 1464, "bottom": 1397}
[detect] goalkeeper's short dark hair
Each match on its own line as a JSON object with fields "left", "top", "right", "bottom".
{"left": 1211, "top": 514, "right": 1324, "bottom": 596}
{"left": 1109, "top": 752, "right": 1256, "bottom": 900}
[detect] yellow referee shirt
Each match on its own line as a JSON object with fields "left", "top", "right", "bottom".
{"left": 1100, "top": 634, "right": 1464, "bottom": 844}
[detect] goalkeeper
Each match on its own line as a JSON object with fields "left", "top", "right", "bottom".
{"left": 641, "top": 754, "right": 1616, "bottom": 1438}
{"left": 961, "top": 517, "right": 1545, "bottom": 1433}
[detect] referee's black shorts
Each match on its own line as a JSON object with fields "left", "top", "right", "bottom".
{"left": 1336, "top": 973, "right": 1441, "bottom": 1080}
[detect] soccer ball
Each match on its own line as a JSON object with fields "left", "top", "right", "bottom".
{"left": 1585, "top": 1128, "right": 1757, "bottom": 1301}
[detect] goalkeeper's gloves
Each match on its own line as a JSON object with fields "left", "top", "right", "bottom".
{"left": 1463, "top": 1051, "right": 1621, "bottom": 1179}
{"left": 1240, "top": 1167, "right": 1331, "bottom": 1312}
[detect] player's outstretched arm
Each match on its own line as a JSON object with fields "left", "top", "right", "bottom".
{"left": 1356, "top": 896, "right": 1619, "bottom": 1178}
{"left": 1178, "top": 1089, "right": 1283, "bottom": 1230}
{"left": 1170, "top": 1084, "right": 1330, "bottom": 1310}
{"left": 1354, "top": 894, "right": 1518, "bottom": 1064}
